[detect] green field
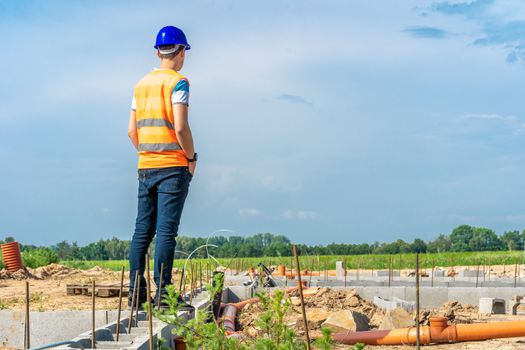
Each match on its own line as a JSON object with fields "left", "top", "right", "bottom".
{"left": 62, "top": 250, "right": 525, "bottom": 272}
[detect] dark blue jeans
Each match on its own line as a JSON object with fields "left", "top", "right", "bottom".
{"left": 129, "top": 166, "right": 192, "bottom": 299}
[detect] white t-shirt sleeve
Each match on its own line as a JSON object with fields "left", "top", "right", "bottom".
{"left": 131, "top": 96, "right": 137, "bottom": 111}
{"left": 172, "top": 79, "right": 189, "bottom": 105}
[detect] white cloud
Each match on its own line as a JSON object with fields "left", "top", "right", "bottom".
{"left": 260, "top": 175, "right": 302, "bottom": 193}
{"left": 281, "top": 210, "right": 319, "bottom": 220}
{"left": 238, "top": 207, "right": 262, "bottom": 217}
{"left": 460, "top": 113, "right": 517, "bottom": 121}
{"left": 458, "top": 112, "right": 525, "bottom": 134}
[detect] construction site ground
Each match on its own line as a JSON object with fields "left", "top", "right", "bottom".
{"left": 1, "top": 264, "right": 525, "bottom": 349}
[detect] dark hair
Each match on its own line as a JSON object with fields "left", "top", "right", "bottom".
{"left": 158, "top": 45, "right": 184, "bottom": 59}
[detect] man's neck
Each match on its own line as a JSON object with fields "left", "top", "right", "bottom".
{"left": 159, "top": 60, "right": 178, "bottom": 71}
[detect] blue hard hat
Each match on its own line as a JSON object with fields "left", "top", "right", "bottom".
{"left": 154, "top": 26, "right": 191, "bottom": 50}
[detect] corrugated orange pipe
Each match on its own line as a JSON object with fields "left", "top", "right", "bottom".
{"left": 1, "top": 242, "right": 23, "bottom": 272}
{"left": 333, "top": 317, "right": 525, "bottom": 346}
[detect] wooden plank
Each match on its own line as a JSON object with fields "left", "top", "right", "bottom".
{"left": 66, "top": 284, "right": 129, "bottom": 298}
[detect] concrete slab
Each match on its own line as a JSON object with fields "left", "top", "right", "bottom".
{"left": 0, "top": 310, "right": 119, "bottom": 349}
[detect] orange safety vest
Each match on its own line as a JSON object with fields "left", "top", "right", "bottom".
{"left": 133, "top": 69, "right": 189, "bottom": 169}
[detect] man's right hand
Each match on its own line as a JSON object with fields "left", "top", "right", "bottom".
{"left": 188, "top": 161, "right": 196, "bottom": 175}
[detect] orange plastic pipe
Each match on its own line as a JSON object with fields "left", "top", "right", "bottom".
{"left": 333, "top": 317, "right": 525, "bottom": 346}
{"left": 1, "top": 242, "right": 23, "bottom": 272}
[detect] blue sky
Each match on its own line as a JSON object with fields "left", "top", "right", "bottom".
{"left": 1, "top": 0, "right": 525, "bottom": 246}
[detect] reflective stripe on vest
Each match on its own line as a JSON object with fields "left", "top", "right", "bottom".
{"left": 137, "top": 118, "right": 174, "bottom": 129}
{"left": 138, "top": 142, "right": 182, "bottom": 152}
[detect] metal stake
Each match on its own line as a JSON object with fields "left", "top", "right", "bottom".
{"left": 514, "top": 261, "right": 518, "bottom": 288}
{"left": 476, "top": 264, "right": 480, "bottom": 288}
{"left": 293, "top": 245, "right": 311, "bottom": 350}
{"left": 388, "top": 255, "right": 392, "bottom": 288}
{"left": 416, "top": 254, "right": 420, "bottom": 350}
{"left": 128, "top": 270, "right": 139, "bottom": 334}
{"left": 344, "top": 258, "right": 347, "bottom": 288}
{"left": 158, "top": 263, "right": 164, "bottom": 311}
{"left": 145, "top": 255, "right": 153, "bottom": 350}
{"left": 135, "top": 270, "right": 141, "bottom": 326}
{"left": 116, "top": 266, "right": 124, "bottom": 341}
{"left": 24, "top": 281, "right": 30, "bottom": 349}
{"left": 91, "top": 280, "right": 96, "bottom": 350}
{"left": 431, "top": 259, "right": 435, "bottom": 288}
{"left": 179, "top": 268, "right": 185, "bottom": 295}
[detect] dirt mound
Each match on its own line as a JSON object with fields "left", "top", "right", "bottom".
{"left": 30, "top": 263, "right": 78, "bottom": 279}
{"left": 0, "top": 264, "right": 78, "bottom": 280}
{"left": 0, "top": 267, "right": 33, "bottom": 280}
{"left": 83, "top": 266, "right": 103, "bottom": 275}
{"left": 238, "top": 287, "right": 385, "bottom": 338}
{"left": 421, "top": 301, "right": 478, "bottom": 325}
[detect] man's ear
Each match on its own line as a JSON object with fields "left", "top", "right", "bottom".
{"left": 179, "top": 49, "right": 186, "bottom": 59}
{"left": 157, "top": 50, "right": 162, "bottom": 59}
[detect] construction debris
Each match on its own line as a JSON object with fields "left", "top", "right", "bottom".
{"left": 379, "top": 307, "right": 414, "bottom": 330}
{"left": 321, "top": 310, "right": 369, "bottom": 332}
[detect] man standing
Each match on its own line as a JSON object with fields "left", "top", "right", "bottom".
{"left": 127, "top": 26, "right": 197, "bottom": 309}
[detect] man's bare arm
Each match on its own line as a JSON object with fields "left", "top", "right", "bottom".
{"left": 173, "top": 103, "right": 196, "bottom": 173}
{"left": 128, "top": 110, "right": 139, "bottom": 150}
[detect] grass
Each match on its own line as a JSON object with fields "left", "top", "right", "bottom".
{"left": 61, "top": 250, "right": 525, "bottom": 271}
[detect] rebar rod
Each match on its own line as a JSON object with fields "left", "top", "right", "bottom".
{"left": 388, "top": 255, "right": 392, "bottom": 288}
{"left": 135, "top": 270, "right": 141, "bottom": 326}
{"left": 91, "top": 280, "right": 95, "bottom": 349}
{"left": 431, "top": 259, "right": 435, "bottom": 288}
{"left": 128, "top": 270, "right": 139, "bottom": 334}
{"left": 179, "top": 268, "right": 185, "bottom": 295}
{"left": 158, "top": 263, "right": 164, "bottom": 311}
{"left": 293, "top": 245, "right": 311, "bottom": 350}
{"left": 514, "top": 261, "right": 518, "bottom": 288}
{"left": 145, "top": 255, "right": 153, "bottom": 350}
{"left": 344, "top": 258, "right": 347, "bottom": 288}
{"left": 416, "top": 253, "right": 420, "bottom": 350}
{"left": 25, "top": 281, "right": 30, "bottom": 349}
{"left": 116, "top": 266, "right": 124, "bottom": 341}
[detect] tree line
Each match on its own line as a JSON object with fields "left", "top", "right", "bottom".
{"left": 2, "top": 224, "right": 525, "bottom": 261}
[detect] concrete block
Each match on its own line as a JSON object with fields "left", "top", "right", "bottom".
{"left": 375, "top": 270, "right": 400, "bottom": 277}
{"left": 433, "top": 270, "right": 445, "bottom": 277}
{"left": 479, "top": 297, "right": 506, "bottom": 315}
{"left": 336, "top": 261, "right": 345, "bottom": 279}
{"left": 460, "top": 270, "right": 483, "bottom": 278}
{"left": 373, "top": 296, "right": 415, "bottom": 312}
{"left": 510, "top": 295, "right": 525, "bottom": 315}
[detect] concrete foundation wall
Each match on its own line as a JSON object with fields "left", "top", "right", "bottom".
{"left": 0, "top": 310, "right": 119, "bottom": 349}
{"left": 352, "top": 286, "right": 525, "bottom": 308}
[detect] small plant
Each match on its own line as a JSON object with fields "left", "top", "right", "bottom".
{"left": 30, "top": 291, "right": 44, "bottom": 303}
{"left": 154, "top": 283, "right": 242, "bottom": 350}
{"left": 0, "top": 298, "right": 7, "bottom": 310}
{"left": 154, "top": 272, "right": 336, "bottom": 350}
{"left": 254, "top": 289, "right": 307, "bottom": 349}
{"left": 313, "top": 327, "right": 334, "bottom": 350}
